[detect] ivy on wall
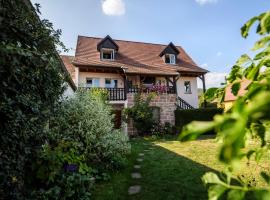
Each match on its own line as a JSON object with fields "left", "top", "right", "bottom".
{"left": 0, "top": 0, "right": 67, "bottom": 198}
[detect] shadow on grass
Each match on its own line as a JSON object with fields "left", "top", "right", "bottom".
{"left": 129, "top": 139, "right": 218, "bottom": 200}
{"left": 94, "top": 138, "right": 219, "bottom": 200}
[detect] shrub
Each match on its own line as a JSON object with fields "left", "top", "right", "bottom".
{"left": 0, "top": 1, "right": 67, "bottom": 198}
{"left": 30, "top": 90, "right": 130, "bottom": 198}
{"left": 124, "top": 93, "right": 156, "bottom": 135}
{"left": 175, "top": 108, "right": 223, "bottom": 133}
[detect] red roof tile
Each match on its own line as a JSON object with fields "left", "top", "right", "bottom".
{"left": 73, "top": 36, "right": 208, "bottom": 76}
{"left": 61, "top": 55, "right": 75, "bottom": 82}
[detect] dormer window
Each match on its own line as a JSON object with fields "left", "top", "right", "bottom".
{"left": 159, "top": 42, "right": 179, "bottom": 65}
{"left": 97, "top": 35, "right": 119, "bottom": 61}
{"left": 101, "top": 48, "right": 115, "bottom": 60}
{"left": 165, "top": 54, "right": 176, "bottom": 64}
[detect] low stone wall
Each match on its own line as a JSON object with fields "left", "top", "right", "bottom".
{"left": 127, "top": 93, "right": 177, "bottom": 136}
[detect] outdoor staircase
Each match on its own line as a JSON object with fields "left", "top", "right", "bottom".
{"left": 176, "top": 96, "right": 194, "bottom": 110}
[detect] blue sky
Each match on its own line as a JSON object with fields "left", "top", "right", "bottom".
{"left": 30, "top": 0, "right": 270, "bottom": 88}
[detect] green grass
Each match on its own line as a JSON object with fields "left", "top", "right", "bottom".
{"left": 93, "top": 136, "right": 268, "bottom": 200}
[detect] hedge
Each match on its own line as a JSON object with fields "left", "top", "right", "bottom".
{"left": 174, "top": 108, "right": 223, "bottom": 134}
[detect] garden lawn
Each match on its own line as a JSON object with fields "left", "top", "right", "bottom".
{"left": 93, "top": 136, "right": 267, "bottom": 200}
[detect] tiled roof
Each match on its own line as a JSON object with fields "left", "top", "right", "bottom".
{"left": 224, "top": 79, "right": 251, "bottom": 102}
{"left": 61, "top": 55, "right": 76, "bottom": 82}
{"left": 73, "top": 36, "right": 208, "bottom": 76}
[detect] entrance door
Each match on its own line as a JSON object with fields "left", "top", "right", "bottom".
{"left": 113, "top": 110, "right": 122, "bottom": 129}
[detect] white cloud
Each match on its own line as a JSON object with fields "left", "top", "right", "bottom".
{"left": 200, "top": 63, "right": 208, "bottom": 68}
{"left": 217, "top": 51, "right": 222, "bottom": 56}
{"left": 195, "top": 0, "right": 218, "bottom": 5}
{"left": 197, "top": 72, "right": 227, "bottom": 89}
{"left": 102, "top": 0, "right": 125, "bottom": 16}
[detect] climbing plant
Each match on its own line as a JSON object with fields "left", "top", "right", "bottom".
{"left": 179, "top": 11, "right": 270, "bottom": 199}
{"left": 0, "top": 0, "right": 67, "bottom": 198}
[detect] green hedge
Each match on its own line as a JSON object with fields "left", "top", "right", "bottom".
{"left": 174, "top": 108, "right": 223, "bottom": 134}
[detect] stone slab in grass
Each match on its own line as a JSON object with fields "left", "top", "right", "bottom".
{"left": 131, "top": 172, "right": 142, "bottom": 179}
{"left": 137, "top": 158, "right": 143, "bottom": 162}
{"left": 134, "top": 165, "right": 141, "bottom": 169}
{"left": 139, "top": 153, "right": 144, "bottom": 156}
{"left": 128, "top": 185, "right": 141, "bottom": 195}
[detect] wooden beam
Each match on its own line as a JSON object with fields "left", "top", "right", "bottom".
{"left": 202, "top": 74, "right": 207, "bottom": 108}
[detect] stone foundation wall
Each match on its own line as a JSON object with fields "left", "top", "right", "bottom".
{"left": 127, "top": 93, "right": 177, "bottom": 136}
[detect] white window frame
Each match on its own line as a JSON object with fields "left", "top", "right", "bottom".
{"left": 101, "top": 48, "right": 115, "bottom": 61}
{"left": 86, "top": 78, "right": 100, "bottom": 88}
{"left": 105, "top": 78, "right": 118, "bottom": 88}
{"left": 165, "top": 54, "right": 176, "bottom": 64}
{"left": 184, "top": 81, "right": 192, "bottom": 94}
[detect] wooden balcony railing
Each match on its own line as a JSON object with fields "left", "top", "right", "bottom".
{"left": 79, "top": 87, "right": 126, "bottom": 101}
{"left": 79, "top": 85, "right": 176, "bottom": 101}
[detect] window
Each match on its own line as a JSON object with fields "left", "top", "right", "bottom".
{"left": 105, "top": 79, "right": 111, "bottom": 88}
{"left": 101, "top": 48, "right": 115, "bottom": 60}
{"left": 184, "top": 81, "right": 191, "bottom": 94}
{"left": 105, "top": 79, "right": 118, "bottom": 88}
{"left": 86, "top": 78, "right": 100, "bottom": 88}
{"left": 165, "top": 54, "right": 176, "bottom": 64}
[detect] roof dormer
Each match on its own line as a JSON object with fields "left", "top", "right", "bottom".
{"left": 97, "top": 35, "right": 119, "bottom": 61}
{"left": 97, "top": 35, "right": 119, "bottom": 52}
{"left": 159, "top": 42, "right": 179, "bottom": 64}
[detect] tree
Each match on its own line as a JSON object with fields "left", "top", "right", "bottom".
{"left": 179, "top": 11, "right": 270, "bottom": 199}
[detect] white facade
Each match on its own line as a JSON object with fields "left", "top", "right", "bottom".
{"left": 78, "top": 72, "right": 124, "bottom": 88}
{"left": 176, "top": 77, "right": 199, "bottom": 108}
{"left": 62, "top": 82, "right": 75, "bottom": 99}
{"left": 76, "top": 71, "right": 199, "bottom": 108}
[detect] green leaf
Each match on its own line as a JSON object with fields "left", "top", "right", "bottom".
{"left": 253, "top": 190, "right": 270, "bottom": 200}
{"left": 261, "top": 172, "right": 270, "bottom": 185}
{"left": 241, "top": 16, "right": 259, "bottom": 38}
{"left": 236, "top": 54, "right": 252, "bottom": 66}
{"left": 231, "top": 81, "right": 241, "bottom": 96}
{"left": 208, "top": 185, "right": 227, "bottom": 200}
{"left": 227, "top": 189, "right": 245, "bottom": 200}
{"left": 246, "top": 65, "right": 260, "bottom": 80}
{"left": 259, "top": 12, "right": 270, "bottom": 35}
{"left": 202, "top": 172, "right": 225, "bottom": 185}
{"left": 179, "top": 121, "right": 216, "bottom": 141}
{"left": 252, "top": 36, "right": 270, "bottom": 51}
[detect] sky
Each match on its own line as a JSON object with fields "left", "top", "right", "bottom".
{"left": 30, "top": 0, "right": 270, "bottom": 88}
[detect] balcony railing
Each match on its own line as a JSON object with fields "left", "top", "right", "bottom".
{"left": 79, "top": 87, "right": 126, "bottom": 101}
{"left": 79, "top": 85, "right": 176, "bottom": 101}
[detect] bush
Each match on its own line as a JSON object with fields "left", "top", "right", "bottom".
{"left": 124, "top": 93, "right": 156, "bottom": 135}
{"left": 0, "top": 1, "right": 67, "bottom": 198}
{"left": 175, "top": 108, "right": 223, "bottom": 133}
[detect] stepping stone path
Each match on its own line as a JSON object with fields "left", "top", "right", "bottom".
{"left": 128, "top": 143, "right": 154, "bottom": 196}
{"left": 128, "top": 185, "right": 141, "bottom": 195}
{"left": 134, "top": 165, "right": 141, "bottom": 169}
{"left": 131, "top": 172, "right": 142, "bottom": 179}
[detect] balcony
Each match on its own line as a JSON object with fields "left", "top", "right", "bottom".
{"left": 79, "top": 85, "right": 176, "bottom": 101}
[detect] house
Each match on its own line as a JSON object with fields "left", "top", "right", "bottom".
{"left": 61, "top": 35, "right": 208, "bottom": 135}
{"left": 224, "top": 79, "right": 251, "bottom": 111}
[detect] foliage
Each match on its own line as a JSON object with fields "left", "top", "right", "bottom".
{"left": 124, "top": 93, "right": 156, "bottom": 135}
{"left": 175, "top": 108, "right": 223, "bottom": 133}
{"left": 150, "top": 122, "right": 175, "bottom": 136}
{"left": 199, "top": 87, "right": 225, "bottom": 108}
{"left": 50, "top": 90, "right": 131, "bottom": 169}
{"left": 179, "top": 11, "right": 270, "bottom": 199}
{"left": 31, "top": 141, "right": 93, "bottom": 199}
{"left": 0, "top": 0, "right": 68, "bottom": 199}
{"left": 30, "top": 90, "right": 130, "bottom": 199}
